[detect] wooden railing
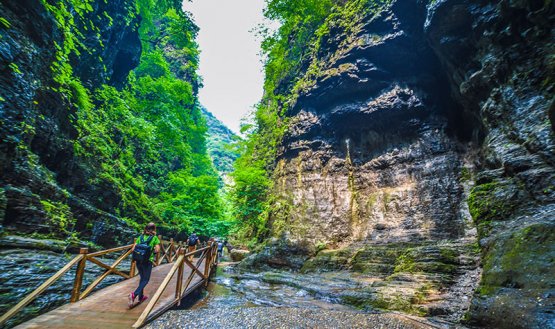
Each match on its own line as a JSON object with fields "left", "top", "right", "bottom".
{"left": 0, "top": 237, "right": 217, "bottom": 327}
{"left": 132, "top": 242, "right": 218, "bottom": 328}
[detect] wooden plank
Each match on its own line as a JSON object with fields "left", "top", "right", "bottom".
{"left": 183, "top": 257, "right": 206, "bottom": 279}
{"left": 130, "top": 260, "right": 136, "bottom": 278}
{"left": 203, "top": 244, "right": 212, "bottom": 287}
{"left": 185, "top": 245, "right": 209, "bottom": 257}
{"left": 87, "top": 245, "right": 132, "bottom": 258}
{"left": 87, "top": 257, "right": 130, "bottom": 279}
{"left": 175, "top": 250, "right": 185, "bottom": 301}
{"left": 0, "top": 254, "right": 83, "bottom": 326}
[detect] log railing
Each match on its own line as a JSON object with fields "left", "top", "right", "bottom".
{"left": 132, "top": 242, "right": 219, "bottom": 328}
{"left": 0, "top": 237, "right": 215, "bottom": 327}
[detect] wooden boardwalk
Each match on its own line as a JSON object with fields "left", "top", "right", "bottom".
{"left": 1, "top": 240, "right": 218, "bottom": 329}
{"left": 16, "top": 259, "right": 206, "bottom": 328}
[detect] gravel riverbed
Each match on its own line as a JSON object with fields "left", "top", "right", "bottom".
{"left": 146, "top": 307, "right": 440, "bottom": 329}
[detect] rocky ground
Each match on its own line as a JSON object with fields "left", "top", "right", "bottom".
{"left": 146, "top": 307, "right": 445, "bottom": 329}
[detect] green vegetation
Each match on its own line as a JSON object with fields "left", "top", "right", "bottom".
{"left": 229, "top": 0, "right": 392, "bottom": 244}
{"left": 393, "top": 253, "right": 417, "bottom": 273}
{"left": 0, "top": 17, "right": 11, "bottom": 29}
{"left": 467, "top": 180, "right": 521, "bottom": 239}
{"left": 201, "top": 108, "right": 240, "bottom": 175}
{"left": 40, "top": 200, "right": 75, "bottom": 236}
{"left": 459, "top": 166, "right": 472, "bottom": 182}
{"left": 35, "top": 0, "right": 232, "bottom": 239}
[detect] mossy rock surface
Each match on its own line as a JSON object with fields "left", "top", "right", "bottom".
{"left": 480, "top": 222, "right": 555, "bottom": 290}
{"left": 301, "top": 248, "right": 353, "bottom": 273}
{"left": 467, "top": 179, "right": 523, "bottom": 230}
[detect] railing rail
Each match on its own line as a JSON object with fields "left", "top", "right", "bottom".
{"left": 0, "top": 237, "right": 218, "bottom": 327}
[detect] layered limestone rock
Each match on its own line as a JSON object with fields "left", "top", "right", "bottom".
{"left": 426, "top": 0, "right": 555, "bottom": 327}
{"left": 0, "top": 0, "right": 140, "bottom": 246}
{"left": 248, "top": 0, "right": 554, "bottom": 327}
{"left": 246, "top": 1, "right": 481, "bottom": 322}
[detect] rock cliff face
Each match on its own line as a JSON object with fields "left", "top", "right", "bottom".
{"left": 251, "top": 0, "right": 554, "bottom": 327}
{"left": 0, "top": 0, "right": 140, "bottom": 246}
{"left": 426, "top": 1, "right": 554, "bottom": 327}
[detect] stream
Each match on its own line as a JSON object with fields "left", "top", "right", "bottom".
{"left": 150, "top": 262, "right": 449, "bottom": 329}
{"left": 180, "top": 265, "right": 360, "bottom": 312}
{"left": 2, "top": 251, "right": 455, "bottom": 329}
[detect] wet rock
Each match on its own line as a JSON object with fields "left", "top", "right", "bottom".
{"left": 251, "top": 0, "right": 480, "bottom": 321}
{"left": 0, "top": 235, "right": 66, "bottom": 252}
{"left": 240, "top": 237, "right": 315, "bottom": 271}
{"left": 268, "top": 0, "right": 466, "bottom": 254}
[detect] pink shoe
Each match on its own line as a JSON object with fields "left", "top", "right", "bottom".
{"left": 128, "top": 292, "right": 136, "bottom": 308}
{"left": 138, "top": 295, "right": 148, "bottom": 304}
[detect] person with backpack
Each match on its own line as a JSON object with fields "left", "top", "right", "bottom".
{"left": 186, "top": 232, "right": 199, "bottom": 261}
{"left": 217, "top": 240, "right": 224, "bottom": 258}
{"left": 128, "top": 222, "right": 160, "bottom": 308}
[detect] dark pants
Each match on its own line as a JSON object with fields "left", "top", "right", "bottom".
{"left": 134, "top": 261, "right": 153, "bottom": 298}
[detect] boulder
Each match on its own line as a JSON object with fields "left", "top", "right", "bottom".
{"left": 230, "top": 249, "right": 250, "bottom": 262}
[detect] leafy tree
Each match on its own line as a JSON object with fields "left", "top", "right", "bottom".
{"left": 40, "top": 0, "right": 233, "bottom": 239}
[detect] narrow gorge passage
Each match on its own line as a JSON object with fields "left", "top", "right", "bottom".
{"left": 1, "top": 0, "right": 554, "bottom": 328}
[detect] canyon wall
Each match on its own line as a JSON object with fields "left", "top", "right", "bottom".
{"left": 0, "top": 0, "right": 217, "bottom": 248}
{"left": 0, "top": 0, "right": 140, "bottom": 246}
{"left": 248, "top": 0, "right": 554, "bottom": 327}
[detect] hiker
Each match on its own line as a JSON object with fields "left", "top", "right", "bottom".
{"left": 217, "top": 240, "right": 224, "bottom": 258}
{"left": 186, "top": 232, "right": 200, "bottom": 261}
{"left": 129, "top": 222, "right": 160, "bottom": 308}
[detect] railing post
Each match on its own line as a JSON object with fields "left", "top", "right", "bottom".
{"left": 130, "top": 260, "right": 136, "bottom": 278}
{"left": 170, "top": 238, "right": 174, "bottom": 261}
{"left": 175, "top": 249, "right": 185, "bottom": 305}
{"left": 156, "top": 235, "right": 162, "bottom": 265}
{"left": 70, "top": 248, "right": 88, "bottom": 302}
{"left": 129, "top": 238, "right": 136, "bottom": 277}
{"left": 204, "top": 242, "right": 212, "bottom": 287}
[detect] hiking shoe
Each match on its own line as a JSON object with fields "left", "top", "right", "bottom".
{"left": 128, "top": 292, "right": 136, "bottom": 308}
{"left": 139, "top": 295, "right": 148, "bottom": 304}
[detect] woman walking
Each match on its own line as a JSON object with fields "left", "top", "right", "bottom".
{"left": 129, "top": 222, "right": 160, "bottom": 308}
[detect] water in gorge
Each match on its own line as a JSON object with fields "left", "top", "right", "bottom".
{"left": 154, "top": 262, "right": 458, "bottom": 328}
{"left": 181, "top": 265, "right": 357, "bottom": 312}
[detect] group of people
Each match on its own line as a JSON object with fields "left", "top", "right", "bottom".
{"left": 127, "top": 222, "right": 228, "bottom": 308}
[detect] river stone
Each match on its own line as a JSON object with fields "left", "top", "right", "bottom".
{"left": 230, "top": 249, "right": 250, "bottom": 262}
{"left": 147, "top": 307, "right": 435, "bottom": 329}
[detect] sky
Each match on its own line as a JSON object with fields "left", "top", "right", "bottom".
{"left": 184, "top": 0, "right": 267, "bottom": 134}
